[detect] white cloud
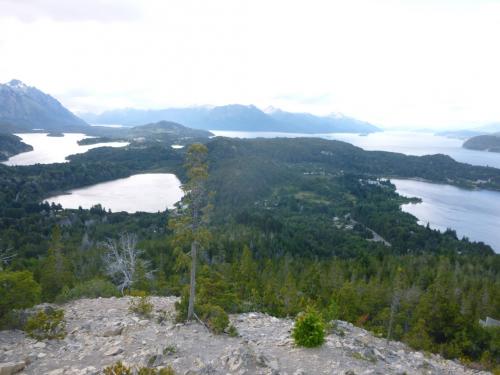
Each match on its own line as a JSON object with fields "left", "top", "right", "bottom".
{"left": 0, "top": 0, "right": 141, "bottom": 22}
{"left": 0, "top": 0, "right": 499, "bottom": 129}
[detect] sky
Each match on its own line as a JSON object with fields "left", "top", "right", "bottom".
{"left": 1, "top": 0, "right": 500, "bottom": 129}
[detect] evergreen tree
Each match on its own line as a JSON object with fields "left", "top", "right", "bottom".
{"left": 39, "top": 226, "right": 73, "bottom": 301}
{"left": 169, "top": 143, "right": 211, "bottom": 321}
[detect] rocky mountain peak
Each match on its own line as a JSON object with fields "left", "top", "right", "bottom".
{"left": 6, "top": 79, "right": 29, "bottom": 91}
{"left": 0, "top": 80, "right": 88, "bottom": 132}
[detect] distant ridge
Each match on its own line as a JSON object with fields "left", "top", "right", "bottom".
{"left": 81, "top": 105, "right": 380, "bottom": 134}
{"left": 0, "top": 80, "right": 89, "bottom": 133}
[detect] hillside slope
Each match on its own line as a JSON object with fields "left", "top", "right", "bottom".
{"left": 0, "top": 80, "right": 89, "bottom": 133}
{"left": 0, "top": 133, "right": 33, "bottom": 161}
{"left": 0, "top": 297, "right": 488, "bottom": 375}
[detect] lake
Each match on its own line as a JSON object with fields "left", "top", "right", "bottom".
{"left": 45, "top": 173, "right": 183, "bottom": 213}
{"left": 2, "top": 133, "right": 129, "bottom": 166}
{"left": 212, "top": 130, "right": 500, "bottom": 252}
{"left": 211, "top": 130, "right": 500, "bottom": 169}
{"left": 392, "top": 178, "right": 500, "bottom": 253}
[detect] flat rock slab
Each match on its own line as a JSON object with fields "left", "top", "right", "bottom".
{"left": 0, "top": 361, "right": 25, "bottom": 375}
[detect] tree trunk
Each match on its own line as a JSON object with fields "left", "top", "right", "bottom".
{"left": 187, "top": 240, "right": 197, "bottom": 320}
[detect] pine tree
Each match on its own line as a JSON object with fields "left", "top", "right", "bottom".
{"left": 169, "top": 143, "right": 211, "bottom": 321}
{"left": 39, "top": 226, "right": 73, "bottom": 301}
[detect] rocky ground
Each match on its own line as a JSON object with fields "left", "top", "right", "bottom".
{"left": 0, "top": 297, "right": 491, "bottom": 375}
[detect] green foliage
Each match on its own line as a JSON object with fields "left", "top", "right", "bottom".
{"left": 55, "top": 278, "right": 118, "bottom": 303}
{"left": 175, "top": 294, "right": 230, "bottom": 334}
{"left": 39, "top": 226, "right": 74, "bottom": 302}
{"left": 0, "top": 271, "right": 41, "bottom": 322}
{"left": 133, "top": 260, "right": 152, "bottom": 293}
{"left": 103, "top": 362, "right": 132, "bottom": 375}
{"left": 228, "top": 324, "right": 239, "bottom": 337}
{"left": 137, "top": 366, "right": 176, "bottom": 375}
{"left": 128, "top": 296, "right": 154, "bottom": 318}
{"left": 292, "top": 308, "right": 325, "bottom": 348}
{"left": 163, "top": 344, "right": 178, "bottom": 355}
{"left": 103, "top": 361, "right": 176, "bottom": 375}
{"left": 0, "top": 135, "right": 499, "bottom": 369}
{"left": 24, "top": 308, "right": 66, "bottom": 340}
{"left": 198, "top": 304, "right": 229, "bottom": 334}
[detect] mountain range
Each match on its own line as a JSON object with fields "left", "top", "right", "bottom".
{"left": 0, "top": 80, "right": 379, "bottom": 134}
{"left": 81, "top": 105, "right": 380, "bottom": 134}
{"left": 0, "top": 80, "right": 89, "bottom": 133}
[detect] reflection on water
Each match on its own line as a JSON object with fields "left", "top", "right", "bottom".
{"left": 3, "top": 133, "right": 129, "bottom": 166}
{"left": 45, "top": 173, "right": 183, "bottom": 213}
{"left": 392, "top": 178, "right": 500, "bottom": 253}
{"left": 211, "top": 130, "right": 500, "bottom": 169}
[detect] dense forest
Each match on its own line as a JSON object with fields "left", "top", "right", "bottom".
{"left": 1, "top": 137, "right": 499, "bottom": 371}
{"left": 0, "top": 133, "right": 33, "bottom": 161}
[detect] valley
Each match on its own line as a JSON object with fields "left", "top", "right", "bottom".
{"left": 0, "top": 81, "right": 499, "bottom": 374}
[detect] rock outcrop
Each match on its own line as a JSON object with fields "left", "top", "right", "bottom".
{"left": 0, "top": 297, "right": 490, "bottom": 374}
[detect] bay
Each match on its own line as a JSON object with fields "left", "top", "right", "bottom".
{"left": 392, "top": 178, "right": 500, "bottom": 253}
{"left": 3, "top": 133, "right": 129, "bottom": 166}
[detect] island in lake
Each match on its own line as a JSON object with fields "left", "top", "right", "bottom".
{"left": 463, "top": 133, "right": 500, "bottom": 152}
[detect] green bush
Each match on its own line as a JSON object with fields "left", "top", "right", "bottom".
{"left": 292, "top": 308, "right": 325, "bottom": 348}
{"left": 174, "top": 290, "right": 230, "bottom": 334}
{"left": 138, "top": 366, "right": 176, "bottom": 375}
{"left": 174, "top": 290, "right": 189, "bottom": 323}
{"left": 0, "top": 271, "right": 41, "bottom": 323}
{"left": 55, "top": 278, "right": 118, "bottom": 303}
{"left": 228, "top": 324, "right": 239, "bottom": 337}
{"left": 103, "top": 361, "right": 132, "bottom": 375}
{"left": 24, "top": 308, "right": 66, "bottom": 340}
{"left": 128, "top": 296, "right": 153, "bottom": 318}
{"left": 103, "top": 362, "right": 176, "bottom": 375}
{"left": 199, "top": 304, "right": 229, "bottom": 334}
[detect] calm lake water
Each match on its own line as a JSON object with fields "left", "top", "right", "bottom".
{"left": 211, "top": 130, "right": 500, "bottom": 169}
{"left": 45, "top": 173, "right": 183, "bottom": 213}
{"left": 2, "top": 133, "right": 129, "bottom": 166}
{"left": 5, "top": 130, "right": 500, "bottom": 251}
{"left": 392, "top": 178, "right": 500, "bottom": 253}
{"left": 213, "top": 131, "right": 500, "bottom": 252}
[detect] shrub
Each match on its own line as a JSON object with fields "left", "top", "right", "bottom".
{"left": 138, "top": 366, "right": 176, "bottom": 375}
{"left": 55, "top": 278, "right": 118, "bottom": 303}
{"left": 24, "top": 308, "right": 66, "bottom": 340}
{"left": 174, "top": 289, "right": 229, "bottom": 334}
{"left": 128, "top": 296, "right": 153, "bottom": 318}
{"left": 292, "top": 308, "right": 325, "bottom": 348}
{"left": 174, "top": 290, "right": 189, "bottom": 323}
{"left": 103, "top": 362, "right": 176, "bottom": 375}
{"left": 128, "top": 289, "right": 148, "bottom": 297}
{"left": 199, "top": 304, "right": 229, "bottom": 334}
{"left": 163, "top": 344, "right": 178, "bottom": 355}
{"left": 103, "top": 361, "right": 132, "bottom": 375}
{"left": 228, "top": 324, "right": 239, "bottom": 337}
{"left": 157, "top": 309, "right": 173, "bottom": 325}
{"left": 0, "top": 271, "right": 41, "bottom": 322}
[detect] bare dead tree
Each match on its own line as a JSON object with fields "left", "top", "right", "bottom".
{"left": 0, "top": 247, "right": 16, "bottom": 271}
{"left": 102, "top": 233, "right": 152, "bottom": 294}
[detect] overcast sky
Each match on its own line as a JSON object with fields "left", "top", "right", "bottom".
{"left": 1, "top": 0, "right": 499, "bottom": 129}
